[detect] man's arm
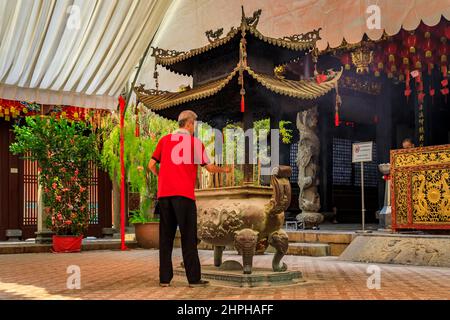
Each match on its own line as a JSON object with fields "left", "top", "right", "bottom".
{"left": 204, "top": 164, "right": 231, "bottom": 174}
{"left": 148, "top": 158, "right": 159, "bottom": 176}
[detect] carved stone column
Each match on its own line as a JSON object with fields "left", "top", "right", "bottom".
{"left": 296, "top": 106, "right": 324, "bottom": 228}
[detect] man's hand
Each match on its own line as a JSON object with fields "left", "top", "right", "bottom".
{"left": 204, "top": 164, "right": 231, "bottom": 174}
{"left": 148, "top": 159, "right": 159, "bottom": 176}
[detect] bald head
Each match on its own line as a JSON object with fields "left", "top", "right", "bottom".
{"left": 178, "top": 110, "right": 197, "bottom": 128}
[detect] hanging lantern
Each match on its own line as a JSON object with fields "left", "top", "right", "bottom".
{"left": 400, "top": 47, "right": 410, "bottom": 65}
{"left": 340, "top": 53, "right": 351, "bottom": 70}
{"left": 445, "top": 24, "right": 450, "bottom": 40}
{"left": 386, "top": 41, "right": 398, "bottom": 62}
{"left": 423, "top": 38, "right": 435, "bottom": 59}
{"left": 438, "top": 42, "right": 448, "bottom": 63}
{"left": 371, "top": 64, "right": 380, "bottom": 77}
{"left": 420, "top": 24, "right": 433, "bottom": 39}
{"left": 411, "top": 53, "right": 423, "bottom": 70}
{"left": 406, "top": 32, "right": 418, "bottom": 53}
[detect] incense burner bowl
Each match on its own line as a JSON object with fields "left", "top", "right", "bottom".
{"left": 195, "top": 166, "right": 292, "bottom": 274}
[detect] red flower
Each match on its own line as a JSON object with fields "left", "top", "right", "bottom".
{"left": 55, "top": 195, "right": 62, "bottom": 202}
{"left": 79, "top": 186, "right": 86, "bottom": 193}
{"left": 65, "top": 220, "right": 72, "bottom": 225}
{"left": 52, "top": 182, "right": 57, "bottom": 189}
{"left": 61, "top": 167, "right": 66, "bottom": 173}
{"left": 74, "top": 169, "right": 79, "bottom": 176}
{"left": 57, "top": 213, "right": 63, "bottom": 221}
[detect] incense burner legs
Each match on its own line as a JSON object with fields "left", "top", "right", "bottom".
{"left": 196, "top": 166, "right": 292, "bottom": 274}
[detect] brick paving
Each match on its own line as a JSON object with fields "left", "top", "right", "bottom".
{"left": 0, "top": 249, "right": 449, "bottom": 300}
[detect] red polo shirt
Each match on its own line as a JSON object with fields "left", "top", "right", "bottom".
{"left": 152, "top": 131, "right": 210, "bottom": 200}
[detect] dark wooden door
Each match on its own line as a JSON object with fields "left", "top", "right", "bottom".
{"left": 0, "top": 120, "right": 23, "bottom": 240}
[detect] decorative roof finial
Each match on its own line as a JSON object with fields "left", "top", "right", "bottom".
{"left": 241, "top": 7, "right": 262, "bottom": 28}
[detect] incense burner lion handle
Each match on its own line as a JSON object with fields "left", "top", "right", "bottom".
{"left": 197, "top": 166, "right": 292, "bottom": 274}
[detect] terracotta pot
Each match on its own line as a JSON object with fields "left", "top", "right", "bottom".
{"left": 52, "top": 235, "right": 83, "bottom": 253}
{"left": 134, "top": 222, "right": 159, "bottom": 249}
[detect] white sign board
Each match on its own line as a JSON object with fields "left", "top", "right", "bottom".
{"left": 352, "top": 142, "right": 373, "bottom": 163}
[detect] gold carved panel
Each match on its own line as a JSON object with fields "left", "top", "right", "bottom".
{"left": 391, "top": 144, "right": 450, "bottom": 230}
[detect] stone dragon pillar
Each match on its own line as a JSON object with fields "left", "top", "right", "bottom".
{"left": 296, "top": 106, "right": 324, "bottom": 228}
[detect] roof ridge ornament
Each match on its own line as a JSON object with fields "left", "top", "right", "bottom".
{"left": 135, "top": 84, "right": 169, "bottom": 96}
{"left": 205, "top": 28, "right": 224, "bottom": 43}
{"left": 241, "top": 6, "right": 262, "bottom": 28}
{"left": 151, "top": 46, "right": 184, "bottom": 59}
{"left": 281, "top": 28, "right": 322, "bottom": 43}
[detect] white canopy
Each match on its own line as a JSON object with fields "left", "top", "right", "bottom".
{"left": 0, "top": 0, "right": 173, "bottom": 110}
{"left": 137, "top": 0, "right": 450, "bottom": 92}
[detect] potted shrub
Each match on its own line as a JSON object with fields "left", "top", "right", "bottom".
{"left": 129, "top": 207, "right": 160, "bottom": 249}
{"left": 10, "top": 116, "right": 100, "bottom": 252}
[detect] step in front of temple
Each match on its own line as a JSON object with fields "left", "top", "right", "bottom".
{"left": 286, "top": 230, "right": 356, "bottom": 256}
{"left": 174, "top": 229, "right": 356, "bottom": 257}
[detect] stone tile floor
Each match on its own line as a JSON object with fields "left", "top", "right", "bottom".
{"left": 0, "top": 249, "right": 449, "bottom": 300}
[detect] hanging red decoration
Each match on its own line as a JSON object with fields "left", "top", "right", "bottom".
{"left": 334, "top": 84, "right": 341, "bottom": 127}
{"left": 438, "top": 42, "right": 448, "bottom": 63}
{"left": 240, "top": 94, "right": 245, "bottom": 113}
{"left": 118, "top": 95, "right": 127, "bottom": 251}
{"left": 406, "top": 32, "right": 418, "bottom": 53}
{"left": 411, "top": 53, "right": 423, "bottom": 70}
{"left": 135, "top": 104, "right": 140, "bottom": 137}
{"left": 373, "top": 50, "right": 384, "bottom": 69}
{"left": 340, "top": 53, "right": 351, "bottom": 70}
{"left": 386, "top": 41, "right": 398, "bottom": 62}
{"left": 400, "top": 47, "right": 410, "bottom": 65}
{"left": 423, "top": 38, "right": 435, "bottom": 59}
{"left": 445, "top": 24, "right": 450, "bottom": 40}
{"left": 334, "top": 111, "right": 340, "bottom": 127}
{"left": 420, "top": 24, "right": 433, "bottom": 39}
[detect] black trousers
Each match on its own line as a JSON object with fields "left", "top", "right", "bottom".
{"left": 158, "top": 196, "right": 201, "bottom": 284}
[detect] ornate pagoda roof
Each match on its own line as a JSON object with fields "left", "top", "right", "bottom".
{"left": 135, "top": 65, "right": 342, "bottom": 111}
{"left": 151, "top": 7, "right": 321, "bottom": 75}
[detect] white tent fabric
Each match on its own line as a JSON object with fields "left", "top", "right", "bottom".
{"left": 0, "top": 0, "right": 173, "bottom": 110}
{"left": 137, "top": 0, "right": 450, "bottom": 92}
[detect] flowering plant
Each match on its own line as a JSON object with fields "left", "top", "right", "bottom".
{"left": 10, "top": 116, "right": 100, "bottom": 235}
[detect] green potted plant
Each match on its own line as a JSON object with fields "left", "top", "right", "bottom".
{"left": 129, "top": 207, "right": 160, "bottom": 249}
{"left": 10, "top": 116, "right": 100, "bottom": 252}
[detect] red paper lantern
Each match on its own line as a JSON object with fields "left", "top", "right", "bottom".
{"left": 386, "top": 41, "right": 398, "bottom": 62}
{"left": 406, "top": 32, "right": 418, "bottom": 53}
{"left": 373, "top": 50, "right": 384, "bottom": 69}
{"left": 400, "top": 47, "right": 410, "bottom": 65}
{"left": 340, "top": 53, "right": 351, "bottom": 70}
{"left": 439, "top": 42, "right": 448, "bottom": 63}
{"left": 420, "top": 24, "right": 433, "bottom": 39}
{"left": 445, "top": 24, "right": 450, "bottom": 40}
{"left": 411, "top": 53, "right": 423, "bottom": 70}
{"left": 423, "top": 38, "right": 435, "bottom": 59}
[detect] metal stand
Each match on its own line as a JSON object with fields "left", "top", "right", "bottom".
{"left": 357, "top": 162, "right": 372, "bottom": 234}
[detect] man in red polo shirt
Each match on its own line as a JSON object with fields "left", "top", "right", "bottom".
{"left": 148, "top": 110, "right": 230, "bottom": 288}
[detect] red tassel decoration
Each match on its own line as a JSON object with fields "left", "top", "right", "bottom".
{"left": 118, "top": 95, "right": 127, "bottom": 251}
{"left": 135, "top": 105, "right": 140, "bottom": 137}
{"left": 334, "top": 111, "right": 340, "bottom": 127}
{"left": 240, "top": 95, "right": 245, "bottom": 113}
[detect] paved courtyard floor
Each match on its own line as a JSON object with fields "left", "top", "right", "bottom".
{"left": 0, "top": 249, "right": 449, "bottom": 300}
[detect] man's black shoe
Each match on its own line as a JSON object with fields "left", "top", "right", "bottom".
{"left": 188, "top": 280, "right": 210, "bottom": 288}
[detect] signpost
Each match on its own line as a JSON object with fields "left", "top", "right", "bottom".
{"left": 352, "top": 141, "right": 373, "bottom": 232}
